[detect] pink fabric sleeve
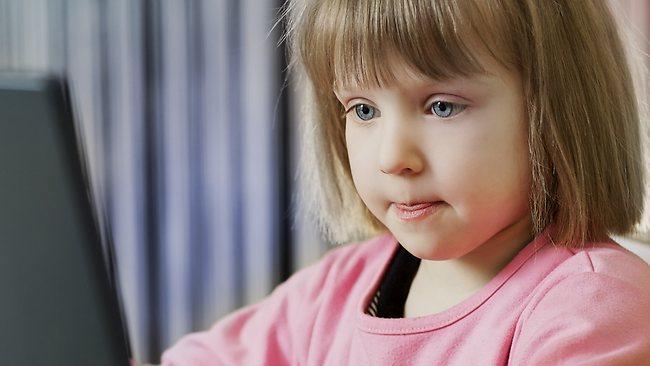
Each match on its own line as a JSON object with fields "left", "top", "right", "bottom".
{"left": 510, "top": 272, "right": 650, "bottom": 365}
{"left": 159, "top": 251, "right": 338, "bottom": 366}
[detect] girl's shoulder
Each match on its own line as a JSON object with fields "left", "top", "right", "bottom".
{"left": 548, "top": 238, "right": 650, "bottom": 290}
{"left": 510, "top": 239, "right": 650, "bottom": 364}
{"left": 279, "top": 232, "right": 397, "bottom": 295}
{"left": 518, "top": 237, "right": 650, "bottom": 322}
{"left": 297, "top": 233, "right": 397, "bottom": 289}
{"left": 320, "top": 232, "right": 397, "bottom": 269}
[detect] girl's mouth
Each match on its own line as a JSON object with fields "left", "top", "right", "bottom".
{"left": 393, "top": 201, "right": 446, "bottom": 222}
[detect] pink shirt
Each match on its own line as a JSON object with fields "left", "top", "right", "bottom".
{"left": 160, "top": 227, "right": 650, "bottom": 365}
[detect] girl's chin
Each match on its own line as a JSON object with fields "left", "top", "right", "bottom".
{"left": 391, "top": 231, "right": 451, "bottom": 258}
{"left": 400, "top": 243, "right": 455, "bottom": 261}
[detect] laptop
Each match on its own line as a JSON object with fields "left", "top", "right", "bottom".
{"left": 0, "top": 72, "right": 132, "bottom": 365}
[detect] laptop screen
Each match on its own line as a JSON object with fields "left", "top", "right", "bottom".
{"left": 0, "top": 73, "right": 131, "bottom": 365}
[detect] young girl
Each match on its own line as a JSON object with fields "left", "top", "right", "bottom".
{"left": 153, "top": 0, "right": 650, "bottom": 364}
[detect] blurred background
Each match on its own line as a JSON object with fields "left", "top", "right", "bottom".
{"left": 1, "top": 0, "right": 649, "bottom": 364}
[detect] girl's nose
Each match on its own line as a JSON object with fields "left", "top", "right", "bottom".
{"left": 378, "top": 122, "right": 424, "bottom": 176}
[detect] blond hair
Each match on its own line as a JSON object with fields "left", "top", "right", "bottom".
{"left": 279, "top": 0, "right": 647, "bottom": 247}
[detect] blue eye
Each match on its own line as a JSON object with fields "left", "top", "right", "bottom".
{"left": 346, "top": 100, "right": 465, "bottom": 122}
{"left": 431, "top": 101, "right": 465, "bottom": 118}
{"left": 354, "top": 104, "right": 376, "bottom": 121}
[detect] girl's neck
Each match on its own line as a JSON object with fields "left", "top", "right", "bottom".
{"left": 404, "top": 214, "right": 534, "bottom": 317}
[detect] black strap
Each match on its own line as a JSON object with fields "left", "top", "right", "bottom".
{"left": 369, "top": 244, "right": 421, "bottom": 318}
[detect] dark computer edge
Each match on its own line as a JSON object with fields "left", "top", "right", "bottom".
{"left": 53, "top": 73, "right": 134, "bottom": 362}
{"left": 0, "top": 70, "right": 135, "bottom": 363}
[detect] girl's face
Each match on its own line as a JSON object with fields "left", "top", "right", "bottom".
{"left": 336, "top": 55, "right": 533, "bottom": 262}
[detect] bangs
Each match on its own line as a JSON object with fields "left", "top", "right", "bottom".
{"left": 298, "top": 0, "right": 519, "bottom": 91}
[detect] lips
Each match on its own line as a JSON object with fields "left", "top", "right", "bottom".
{"left": 392, "top": 201, "right": 446, "bottom": 222}
{"left": 394, "top": 201, "right": 442, "bottom": 210}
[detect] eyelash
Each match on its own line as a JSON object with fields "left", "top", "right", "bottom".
{"left": 341, "top": 100, "right": 468, "bottom": 122}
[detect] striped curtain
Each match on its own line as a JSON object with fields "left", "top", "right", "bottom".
{"left": 0, "top": 0, "right": 327, "bottom": 363}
